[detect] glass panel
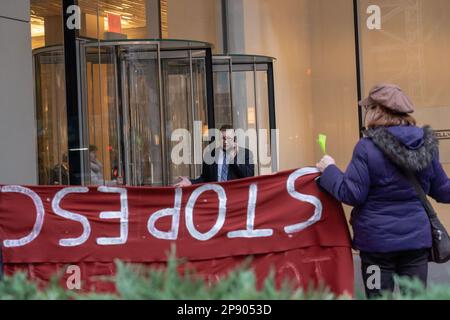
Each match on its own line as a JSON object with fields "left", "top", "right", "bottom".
{"left": 30, "top": 0, "right": 64, "bottom": 49}
{"left": 213, "top": 71, "right": 233, "bottom": 129}
{"left": 35, "top": 48, "right": 68, "bottom": 185}
{"left": 359, "top": 0, "right": 450, "bottom": 163}
{"left": 192, "top": 51, "right": 209, "bottom": 174}
{"left": 82, "top": 0, "right": 162, "bottom": 186}
{"left": 82, "top": 42, "right": 210, "bottom": 187}
{"left": 232, "top": 70, "right": 259, "bottom": 175}
{"left": 120, "top": 45, "right": 163, "bottom": 186}
{"left": 31, "top": 1, "right": 68, "bottom": 185}
{"left": 84, "top": 45, "right": 124, "bottom": 186}
{"left": 161, "top": 50, "right": 193, "bottom": 184}
{"left": 213, "top": 59, "right": 275, "bottom": 175}
{"left": 358, "top": 0, "right": 450, "bottom": 225}
{"left": 256, "top": 70, "right": 272, "bottom": 175}
{"left": 78, "top": 0, "right": 151, "bottom": 40}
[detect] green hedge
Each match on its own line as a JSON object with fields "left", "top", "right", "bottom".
{"left": 0, "top": 253, "right": 448, "bottom": 300}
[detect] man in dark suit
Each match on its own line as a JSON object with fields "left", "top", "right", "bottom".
{"left": 174, "top": 125, "right": 254, "bottom": 187}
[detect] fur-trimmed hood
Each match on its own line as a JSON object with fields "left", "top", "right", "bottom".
{"left": 364, "top": 125, "right": 439, "bottom": 172}
{"left": 319, "top": 125, "right": 450, "bottom": 253}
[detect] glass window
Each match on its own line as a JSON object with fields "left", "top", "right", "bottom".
{"left": 212, "top": 57, "right": 276, "bottom": 176}
{"left": 35, "top": 48, "right": 68, "bottom": 185}
{"left": 161, "top": 49, "right": 208, "bottom": 184}
{"left": 31, "top": 0, "right": 64, "bottom": 49}
{"left": 358, "top": 0, "right": 450, "bottom": 226}
{"left": 359, "top": 0, "right": 450, "bottom": 163}
{"left": 232, "top": 70, "right": 258, "bottom": 175}
{"left": 191, "top": 50, "right": 209, "bottom": 175}
{"left": 256, "top": 70, "right": 272, "bottom": 175}
{"left": 32, "top": 0, "right": 68, "bottom": 185}
{"left": 84, "top": 45, "right": 125, "bottom": 186}
{"left": 31, "top": 0, "right": 160, "bottom": 49}
{"left": 121, "top": 44, "right": 163, "bottom": 186}
{"left": 78, "top": 0, "right": 155, "bottom": 40}
{"left": 213, "top": 70, "right": 233, "bottom": 129}
{"left": 80, "top": 41, "right": 211, "bottom": 186}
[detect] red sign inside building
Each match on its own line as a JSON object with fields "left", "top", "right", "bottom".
{"left": 107, "top": 13, "right": 122, "bottom": 34}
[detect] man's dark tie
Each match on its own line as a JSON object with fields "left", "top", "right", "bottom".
{"left": 220, "top": 152, "right": 228, "bottom": 182}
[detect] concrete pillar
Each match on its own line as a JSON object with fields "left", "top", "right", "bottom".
{"left": 223, "top": 0, "right": 245, "bottom": 53}
{"left": 146, "top": 0, "right": 162, "bottom": 38}
{"left": 0, "top": 0, "right": 37, "bottom": 184}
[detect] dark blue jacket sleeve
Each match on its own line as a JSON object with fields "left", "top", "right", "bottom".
{"left": 429, "top": 153, "right": 450, "bottom": 204}
{"left": 190, "top": 160, "right": 207, "bottom": 184}
{"left": 319, "top": 140, "right": 370, "bottom": 206}
{"left": 229, "top": 148, "right": 255, "bottom": 178}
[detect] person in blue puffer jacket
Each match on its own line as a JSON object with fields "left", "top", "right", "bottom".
{"left": 316, "top": 84, "right": 450, "bottom": 298}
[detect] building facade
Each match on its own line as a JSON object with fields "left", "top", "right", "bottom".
{"left": 1, "top": 0, "right": 449, "bottom": 226}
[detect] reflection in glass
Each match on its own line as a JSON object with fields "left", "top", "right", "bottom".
{"left": 162, "top": 50, "right": 208, "bottom": 184}
{"left": 30, "top": 0, "right": 63, "bottom": 49}
{"left": 162, "top": 51, "right": 193, "bottom": 182}
{"left": 358, "top": 0, "right": 450, "bottom": 164}
{"left": 85, "top": 46, "right": 124, "bottom": 186}
{"left": 256, "top": 71, "right": 272, "bottom": 175}
{"left": 213, "top": 71, "right": 233, "bottom": 129}
{"left": 232, "top": 71, "right": 259, "bottom": 175}
{"left": 30, "top": 0, "right": 157, "bottom": 49}
{"left": 79, "top": 40, "right": 210, "bottom": 186}
{"left": 34, "top": 40, "right": 216, "bottom": 186}
{"left": 122, "top": 46, "right": 163, "bottom": 186}
{"left": 34, "top": 47, "right": 68, "bottom": 185}
{"left": 35, "top": 40, "right": 208, "bottom": 186}
{"left": 78, "top": 0, "right": 150, "bottom": 40}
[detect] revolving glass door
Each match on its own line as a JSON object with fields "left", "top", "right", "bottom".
{"left": 34, "top": 39, "right": 213, "bottom": 186}
{"left": 82, "top": 40, "right": 211, "bottom": 186}
{"left": 213, "top": 55, "right": 277, "bottom": 175}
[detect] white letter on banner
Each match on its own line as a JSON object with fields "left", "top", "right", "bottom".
{"left": 2, "top": 186, "right": 45, "bottom": 247}
{"left": 185, "top": 184, "right": 227, "bottom": 241}
{"left": 227, "top": 184, "right": 273, "bottom": 238}
{"left": 147, "top": 188, "right": 182, "bottom": 240}
{"left": 96, "top": 187, "right": 129, "bottom": 245}
{"left": 284, "top": 168, "right": 323, "bottom": 234}
{"left": 52, "top": 187, "right": 91, "bottom": 246}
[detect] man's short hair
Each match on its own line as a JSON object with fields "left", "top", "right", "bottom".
{"left": 220, "top": 124, "right": 234, "bottom": 131}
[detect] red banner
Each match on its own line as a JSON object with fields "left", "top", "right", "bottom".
{"left": 0, "top": 168, "right": 354, "bottom": 296}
